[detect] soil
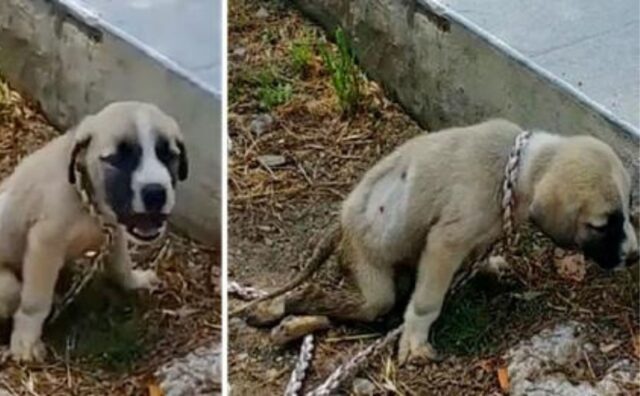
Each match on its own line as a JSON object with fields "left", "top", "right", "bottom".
{"left": 228, "top": 1, "right": 639, "bottom": 395}
{"left": 0, "top": 79, "right": 220, "bottom": 395}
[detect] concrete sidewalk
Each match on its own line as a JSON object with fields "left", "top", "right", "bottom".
{"left": 441, "top": 0, "right": 639, "bottom": 130}
{"left": 76, "top": 0, "right": 222, "bottom": 94}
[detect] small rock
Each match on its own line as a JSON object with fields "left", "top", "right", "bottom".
{"left": 271, "top": 315, "right": 331, "bottom": 345}
{"left": 246, "top": 296, "right": 286, "bottom": 327}
{"left": 250, "top": 114, "right": 274, "bottom": 136}
{"left": 258, "top": 154, "right": 286, "bottom": 168}
{"left": 352, "top": 377, "right": 376, "bottom": 395}
{"left": 256, "top": 7, "right": 269, "bottom": 18}
{"left": 156, "top": 344, "right": 220, "bottom": 396}
{"left": 233, "top": 47, "right": 247, "bottom": 58}
{"left": 505, "top": 322, "right": 638, "bottom": 396}
{"left": 236, "top": 352, "right": 249, "bottom": 361}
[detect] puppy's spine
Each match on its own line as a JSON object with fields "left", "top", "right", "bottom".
{"left": 230, "top": 223, "right": 341, "bottom": 317}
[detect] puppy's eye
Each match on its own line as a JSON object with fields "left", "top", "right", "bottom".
{"left": 587, "top": 223, "right": 607, "bottom": 233}
{"left": 101, "top": 141, "right": 141, "bottom": 168}
{"left": 156, "top": 138, "right": 177, "bottom": 164}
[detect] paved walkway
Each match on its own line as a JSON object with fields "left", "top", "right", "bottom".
{"left": 76, "top": 0, "right": 222, "bottom": 94}
{"left": 441, "top": 0, "right": 639, "bottom": 130}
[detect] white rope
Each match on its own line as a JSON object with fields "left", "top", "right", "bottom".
{"left": 306, "top": 326, "right": 403, "bottom": 396}
{"left": 450, "top": 130, "right": 531, "bottom": 291}
{"left": 228, "top": 281, "right": 268, "bottom": 301}
{"left": 228, "top": 281, "right": 315, "bottom": 395}
{"left": 285, "top": 334, "right": 315, "bottom": 396}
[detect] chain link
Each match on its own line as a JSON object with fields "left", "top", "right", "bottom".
{"left": 48, "top": 156, "right": 116, "bottom": 323}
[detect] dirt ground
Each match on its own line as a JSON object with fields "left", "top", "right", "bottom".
{"left": 228, "top": 1, "right": 639, "bottom": 395}
{"left": 0, "top": 80, "right": 220, "bottom": 395}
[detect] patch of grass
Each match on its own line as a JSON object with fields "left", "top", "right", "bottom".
{"left": 256, "top": 69, "right": 292, "bottom": 109}
{"left": 320, "top": 28, "right": 362, "bottom": 116}
{"left": 290, "top": 35, "right": 314, "bottom": 74}
{"left": 433, "top": 275, "right": 545, "bottom": 356}
{"left": 46, "top": 277, "right": 156, "bottom": 372}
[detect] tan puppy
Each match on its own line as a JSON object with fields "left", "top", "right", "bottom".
{"left": 0, "top": 101, "right": 188, "bottom": 361}
{"left": 245, "top": 119, "right": 638, "bottom": 364}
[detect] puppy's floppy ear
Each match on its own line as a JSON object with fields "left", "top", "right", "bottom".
{"left": 177, "top": 140, "right": 188, "bottom": 181}
{"left": 529, "top": 175, "right": 579, "bottom": 247}
{"left": 68, "top": 136, "right": 92, "bottom": 184}
{"left": 68, "top": 116, "right": 97, "bottom": 184}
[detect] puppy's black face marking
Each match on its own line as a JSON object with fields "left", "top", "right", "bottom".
{"left": 580, "top": 210, "right": 626, "bottom": 270}
{"left": 155, "top": 135, "right": 179, "bottom": 185}
{"left": 102, "top": 139, "right": 142, "bottom": 222}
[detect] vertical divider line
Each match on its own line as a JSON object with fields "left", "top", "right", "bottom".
{"left": 220, "top": 0, "right": 230, "bottom": 393}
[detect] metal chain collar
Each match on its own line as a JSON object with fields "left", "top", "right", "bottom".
{"left": 48, "top": 156, "right": 116, "bottom": 323}
{"left": 229, "top": 130, "right": 533, "bottom": 396}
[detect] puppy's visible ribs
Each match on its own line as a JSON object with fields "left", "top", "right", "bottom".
{"left": 231, "top": 223, "right": 341, "bottom": 317}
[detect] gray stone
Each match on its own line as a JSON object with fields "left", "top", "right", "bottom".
{"left": 256, "top": 7, "right": 269, "bottom": 18}
{"left": 250, "top": 114, "right": 274, "bottom": 136}
{"left": 505, "top": 322, "right": 638, "bottom": 396}
{"left": 156, "top": 343, "right": 221, "bottom": 396}
{"left": 352, "top": 377, "right": 376, "bottom": 395}
{"left": 258, "top": 154, "right": 287, "bottom": 168}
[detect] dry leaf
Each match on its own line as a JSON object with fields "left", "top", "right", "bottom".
{"left": 554, "top": 253, "right": 586, "bottom": 282}
{"left": 633, "top": 334, "right": 640, "bottom": 358}
{"left": 148, "top": 383, "right": 164, "bottom": 396}
{"left": 497, "top": 366, "right": 510, "bottom": 393}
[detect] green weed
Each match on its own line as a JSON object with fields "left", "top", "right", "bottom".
{"left": 320, "top": 28, "right": 362, "bottom": 116}
{"left": 256, "top": 69, "right": 292, "bottom": 109}
{"left": 290, "top": 35, "right": 313, "bottom": 74}
{"left": 432, "top": 275, "right": 544, "bottom": 356}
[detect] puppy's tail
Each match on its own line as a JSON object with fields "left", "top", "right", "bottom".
{"left": 230, "top": 222, "right": 341, "bottom": 317}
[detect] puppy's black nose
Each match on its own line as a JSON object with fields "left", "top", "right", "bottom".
{"left": 142, "top": 183, "right": 166, "bottom": 213}
{"left": 625, "top": 250, "right": 639, "bottom": 267}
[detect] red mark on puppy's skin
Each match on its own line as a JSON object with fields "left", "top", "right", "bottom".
{"left": 379, "top": 206, "right": 384, "bottom": 214}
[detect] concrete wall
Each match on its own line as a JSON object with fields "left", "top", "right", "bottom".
{"left": 0, "top": 0, "right": 221, "bottom": 245}
{"left": 292, "top": 0, "right": 639, "bottom": 185}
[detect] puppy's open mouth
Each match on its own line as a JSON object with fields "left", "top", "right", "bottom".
{"left": 121, "top": 213, "right": 168, "bottom": 242}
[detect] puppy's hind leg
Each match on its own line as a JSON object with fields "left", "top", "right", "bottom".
{"left": 11, "top": 223, "right": 65, "bottom": 362}
{"left": 0, "top": 269, "right": 20, "bottom": 319}
{"left": 286, "top": 240, "right": 396, "bottom": 323}
{"left": 105, "top": 230, "right": 159, "bottom": 291}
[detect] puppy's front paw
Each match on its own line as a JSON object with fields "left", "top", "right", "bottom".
{"left": 129, "top": 269, "right": 161, "bottom": 291}
{"left": 398, "top": 330, "right": 439, "bottom": 366}
{"left": 10, "top": 333, "right": 46, "bottom": 363}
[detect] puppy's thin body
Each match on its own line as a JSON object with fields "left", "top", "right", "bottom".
{"left": 247, "top": 119, "right": 638, "bottom": 363}
{"left": 0, "top": 102, "right": 188, "bottom": 361}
